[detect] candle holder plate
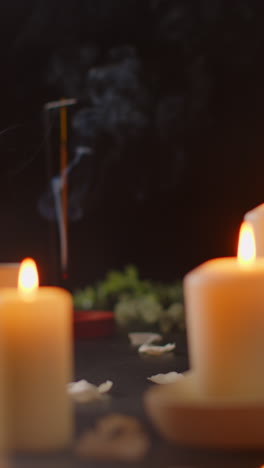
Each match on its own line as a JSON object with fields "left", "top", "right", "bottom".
{"left": 144, "top": 372, "right": 264, "bottom": 449}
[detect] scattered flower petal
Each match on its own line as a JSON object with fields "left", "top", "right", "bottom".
{"left": 148, "top": 371, "right": 183, "bottom": 384}
{"left": 98, "top": 380, "right": 113, "bottom": 394}
{"left": 75, "top": 413, "right": 150, "bottom": 461}
{"left": 67, "top": 379, "right": 113, "bottom": 403}
{"left": 138, "top": 342, "right": 175, "bottom": 355}
{"left": 128, "top": 332, "right": 162, "bottom": 346}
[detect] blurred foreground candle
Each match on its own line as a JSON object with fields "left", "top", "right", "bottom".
{"left": 0, "top": 258, "right": 73, "bottom": 451}
{"left": 244, "top": 203, "right": 264, "bottom": 257}
{"left": 184, "top": 222, "right": 264, "bottom": 399}
{"left": 0, "top": 330, "right": 8, "bottom": 453}
{"left": 0, "top": 264, "right": 19, "bottom": 287}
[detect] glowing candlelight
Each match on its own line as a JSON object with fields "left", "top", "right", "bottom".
{"left": 184, "top": 223, "right": 264, "bottom": 399}
{"left": 0, "top": 258, "right": 73, "bottom": 451}
{"left": 18, "top": 258, "right": 39, "bottom": 293}
{"left": 237, "top": 222, "right": 256, "bottom": 265}
{"left": 244, "top": 203, "right": 264, "bottom": 257}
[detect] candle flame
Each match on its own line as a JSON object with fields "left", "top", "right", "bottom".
{"left": 237, "top": 222, "right": 256, "bottom": 265}
{"left": 18, "top": 258, "right": 39, "bottom": 293}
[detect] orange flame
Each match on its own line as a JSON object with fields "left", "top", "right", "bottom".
{"left": 237, "top": 222, "right": 256, "bottom": 265}
{"left": 18, "top": 258, "right": 39, "bottom": 293}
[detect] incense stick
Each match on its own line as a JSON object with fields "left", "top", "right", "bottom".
{"left": 60, "top": 100, "right": 68, "bottom": 278}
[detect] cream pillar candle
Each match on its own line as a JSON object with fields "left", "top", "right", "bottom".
{"left": 0, "top": 264, "right": 19, "bottom": 287}
{"left": 244, "top": 203, "right": 264, "bottom": 256}
{"left": 0, "top": 258, "right": 73, "bottom": 452}
{"left": 184, "top": 222, "right": 264, "bottom": 400}
{"left": 0, "top": 263, "right": 20, "bottom": 452}
{"left": 0, "top": 330, "right": 9, "bottom": 453}
{"left": 0, "top": 265, "right": 19, "bottom": 452}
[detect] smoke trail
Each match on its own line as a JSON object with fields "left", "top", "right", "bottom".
{"left": 38, "top": 145, "right": 92, "bottom": 222}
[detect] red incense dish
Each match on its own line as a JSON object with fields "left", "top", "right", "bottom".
{"left": 73, "top": 310, "right": 115, "bottom": 339}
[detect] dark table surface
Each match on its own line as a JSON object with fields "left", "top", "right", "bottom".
{"left": 9, "top": 332, "right": 264, "bottom": 468}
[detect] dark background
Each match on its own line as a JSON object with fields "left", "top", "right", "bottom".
{"left": 0, "top": 0, "right": 264, "bottom": 289}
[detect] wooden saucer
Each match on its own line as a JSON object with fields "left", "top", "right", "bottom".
{"left": 144, "top": 372, "right": 264, "bottom": 449}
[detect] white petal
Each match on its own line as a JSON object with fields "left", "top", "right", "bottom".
{"left": 147, "top": 371, "right": 183, "bottom": 384}
{"left": 67, "top": 379, "right": 96, "bottom": 394}
{"left": 68, "top": 379, "right": 112, "bottom": 403}
{"left": 128, "top": 332, "right": 162, "bottom": 346}
{"left": 138, "top": 343, "right": 175, "bottom": 355}
{"left": 98, "top": 380, "right": 113, "bottom": 394}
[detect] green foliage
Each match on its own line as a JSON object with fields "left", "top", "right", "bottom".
{"left": 73, "top": 286, "right": 95, "bottom": 310}
{"left": 73, "top": 266, "right": 185, "bottom": 333}
{"left": 115, "top": 294, "right": 162, "bottom": 326}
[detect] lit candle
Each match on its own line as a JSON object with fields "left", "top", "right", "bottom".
{"left": 0, "top": 329, "right": 8, "bottom": 453}
{"left": 0, "top": 258, "right": 73, "bottom": 451}
{"left": 0, "top": 262, "right": 18, "bottom": 450}
{"left": 184, "top": 222, "right": 264, "bottom": 400}
{"left": 244, "top": 203, "right": 264, "bottom": 257}
{"left": 0, "top": 263, "right": 19, "bottom": 287}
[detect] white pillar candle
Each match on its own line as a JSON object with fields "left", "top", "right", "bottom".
{"left": 0, "top": 259, "right": 73, "bottom": 452}
{"left": 0, "top": 264, "right": 20, "bottom": 452}
{"left": 0, "top": 331, "right": 9, "bottom": 453}
{"left": 184, "top": 222, "right": 264, "bottom": 400}
{"left": 0, "top": 264, "right": 19, "bottom": 287}
{"left": 244, "top": 203, "right": 264, "bottom": 256}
